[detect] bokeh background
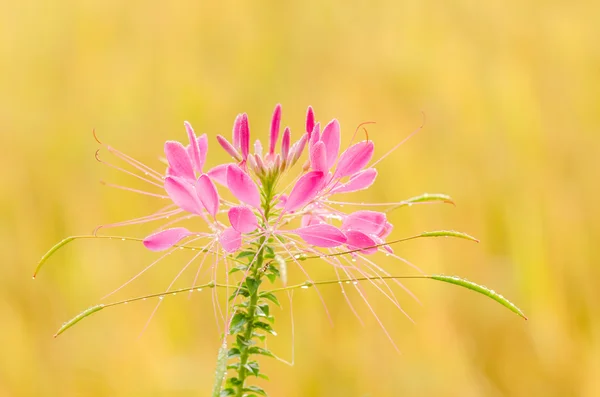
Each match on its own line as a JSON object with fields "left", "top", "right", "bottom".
{"left": 2, "top": 1, "right": 599, "bottom": 396}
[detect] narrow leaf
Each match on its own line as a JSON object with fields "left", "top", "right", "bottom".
{"left": 34, "top": 236, "right": 77, "bottom": 278}
{"left": 54, "top": 304, "right": 104, "bottom": 337}
{"left": 419, "top": 230, "right": 479, "bottom": 243}
{"left": 431, "top": 275, "right": 527, "bottom": 319}
{"left": 212, "top": 341, "right": 229, "bottom": 397}
{"left": 397, "top": 193, "right": 455, "bottom": 207}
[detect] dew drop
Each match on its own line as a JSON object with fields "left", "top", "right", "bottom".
{"left": 385, "top": 253, "right": 390, "bottom": 257}
{"left": 142, "top": 298, "right": 147, "bottom": 301}
{"left": 407, "top": 203, "right": 413, "bottom": 207}
{"left": 121, "top": 238, "right": 125, "bottom": 241}
{"left": 172, "top": 292, "right": 177, "bottom": 296}
{"left": 179, "top": 247, "right": 184, "bottom": 250}
{"left": 345, "top": 281, "right": 350, "bottom": 284}
{"left": 300, "top": 285, "right": 309, "bottom": 289}
{"left": 353, "top": 281, "right": 358, "bottom": 285}
{"left": 196, "top": 288, "right": 203, "bottom": 292}
{"left": 351, "top": 258, "right": 357, "bottom": 262}
{"left": 159, "top": 296, "right": 164, "bottom": 300}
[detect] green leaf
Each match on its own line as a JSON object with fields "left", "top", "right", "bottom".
{"left": 258, "top": 292, "right": 280, "bottom": 307}
{"left": 236, "top": 251, "right": 256, "bottom": 260}
{"left": 248, "top": 346, "right": 275, "bottom": 358}
{"left": 211, "top": 342, "right": 228, "bottom": 397}
{"left": 220, "top": 388, "right": 235, "bottom": 397}
{"left": 54, "top": 304, "right": 104, "bottom": 337}
{"left": 254, "top": 322, "right": 277, "bottom": 336}
{"left": 419, "top": 230, "right": 479, "bottom": 243}
{"left": 229, "top": 313, "right": 248, "bottom": 335}
{"left": 244, "top": 385, "right": 268, "bottom": 396}
{"left": 431, "top": 275, "right": 527, "bottom": 319}
{"left": 245, "top": 278, "right": 261, "bottom": 295}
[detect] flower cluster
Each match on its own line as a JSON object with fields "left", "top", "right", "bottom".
{"left": 142, "top": 104, "right": 396, "bottom": 263}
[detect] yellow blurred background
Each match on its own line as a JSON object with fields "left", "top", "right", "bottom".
{"left": 2, "top": 1, "right": 599, "bottom": 396}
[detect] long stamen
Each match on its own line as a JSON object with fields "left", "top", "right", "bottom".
{"left": 93, "top": 209, "right": 183, "bottom": 235}
{"left": 95, "top": 150, "right": 164, "bottom": 189}
{"left": 106, "top": 146, "right": 164, "bottom": 181}
{"left": 100, "top": 181, "right": 170, "bottom": 199}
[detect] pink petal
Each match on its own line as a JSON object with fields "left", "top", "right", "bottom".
{"left": 240, "top": 113, "right": 250, "bottom": 160}
{"left": 197, "top": 134, "right": 208, "bottom": 172}
{"left": 196, "top": 174, "right": 219, "bottom": 218}
{"left": 143, "top": 227, "right": 192, "bottom": 252}
{"left": 232, "top": 114, "right": 242, "bottom": 150}
{"left": 284, "top": 170, "right": 326, "bottom": 213}
{"left": 164, "top": 141, "right": 195, "bottom": 180}
{"left": 207, "top": 164, "right": 230, "bottom": 186}
{"left": 184, "top": 121, "right": 202, "bottom": 173}
{"left": 227, "top": 164, "right": 261, "bottom": 208}
{"left": 289, "top": 133, "right": 308, "bottom": 165}
{"left": 228, "top": 206, "right": 258, "bottom": 233}
{"left": 334, "top": 141, "right": 375, "bottom": 179}
{"left": 254, "top": 139, "right": 263, "bottom": 156}
{"left": 309, "top": 141, "right": 328, "bottom": 172}
{"left": 220, "top": 227, "right": 242, "bottom": 253}
{"left": 281, "top": 127, "right": 291, "bottom": 160}
{"left": 309, "top": 124, "right": 320, "bottom": 148}
{"left": 342, "top": 210, "right": 387, "bottom": 235}
{"left": 345, "top": 230, "right": 378, "bottom": 255}
{"left": 269, "top": 104, "right": 282, "bottom": 155}
{"left": 306, "top": 106, "right": 315, "bottom": 136}
{"left": 320, "top": 119, "right": 341, "bottom": 169}
{"left": 217, "top": 135, "right": 242, "bottom": 161}
{"left": 330, "top": 168, "right": 378, "bottom": 194}
{"left": 164, "top": 176, "right": 204, "bottom": 215}
{"left": 292, "top": 224, "right": 347, "bottom": 248}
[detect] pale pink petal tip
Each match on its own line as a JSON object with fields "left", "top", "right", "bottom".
{"left": 197, "top": 134, "right": 208, "bottom": 172}
{"left": 269, "top": 104, "right": 282, "bottom": 155}
{"left": 143, "top": 227, "right": 192, "bottom": 251}
{"left": 217, "top": 135, "right": 242, "bottom": 161}
{"left": 221, "top": 227, "right": 242, "bottom": 253}
{"left": 227, "top": 164, "right": 261, "bottom": 208}
{"left": 228, "top": 206, "right": 258, "bottom": 233}
{"left": 293, "top": 224, "right": 347, "bottom": 248}
{"left": 232, "top": 114, "right": 242, "bottom": 149}
{"left": 284, "top": 170, "right": 326, "bottom": 213}
{"left": 165, "top": 141, "right": 195, "bottom": 180}
{"left": 196, "top": 174, "right": 219, "bottom": 218}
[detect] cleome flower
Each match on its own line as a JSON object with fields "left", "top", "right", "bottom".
{"left": 36, "top": 103, "right": 528, "bottom": 397}
{"left": 142, "top": 105, "right": 395, "bottom": 262}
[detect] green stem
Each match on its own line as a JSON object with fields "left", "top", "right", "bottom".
{"left": 234, "top": 239, "right": 266, "bottom": 397}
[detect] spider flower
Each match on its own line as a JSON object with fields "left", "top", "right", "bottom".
{"left": 134, "top": 105, "right": 394, "bottom": 265}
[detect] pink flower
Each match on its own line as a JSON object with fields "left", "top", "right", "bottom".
{"left": 90, "top": 104, "right": 442, "bottom": 342}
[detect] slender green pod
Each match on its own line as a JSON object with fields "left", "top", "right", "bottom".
{"left": 54, "top": 304, "right": 105, "bottom": 337}
{"left": 430, "top": 275, "right": 527, "bottom": 319}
